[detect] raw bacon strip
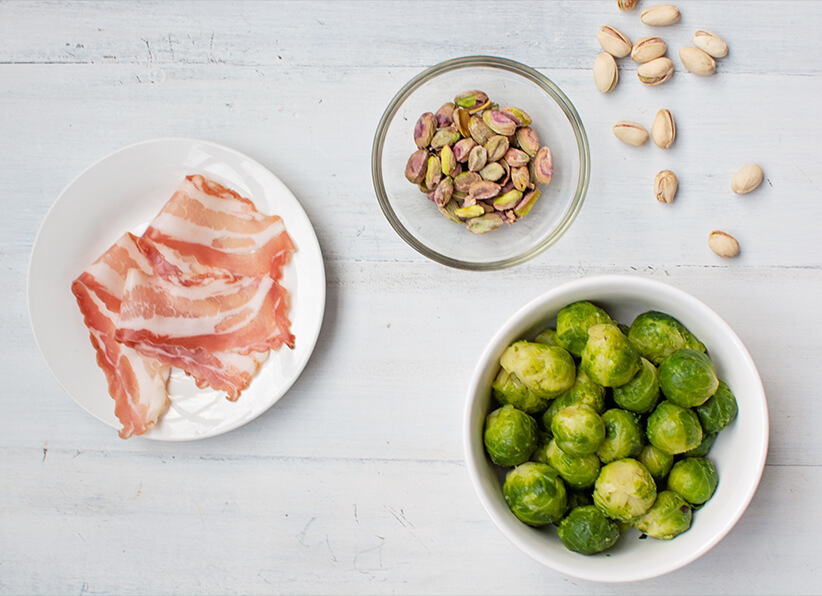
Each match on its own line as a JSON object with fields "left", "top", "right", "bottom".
{"left": 71, "top": 234, "right": 170, "bottom": 438}
{"left": 140, "top": 174, "right": 296, "bottom": 281}
{"left": 115, "top": 268, "right": 294, "bottom": 400}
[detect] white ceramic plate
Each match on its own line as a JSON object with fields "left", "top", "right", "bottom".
{"left": 28, "top": 138, "right": 326, "bottom": 441}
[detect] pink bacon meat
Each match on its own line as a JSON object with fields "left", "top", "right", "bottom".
{"left": 71, "top": 233, "right": 170, "bottom": 438}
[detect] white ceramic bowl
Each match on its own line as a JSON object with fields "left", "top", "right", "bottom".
{"left": 463, "top": 275, "right": 769, "bottom": 582}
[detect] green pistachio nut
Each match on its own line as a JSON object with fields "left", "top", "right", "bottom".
{"left": 454, "top": 204, "right": 485, "bottom": 219}
{"left": 484, "top": 135, "right": 510, "bottom": 162}
{"left": 482, "top": 110, "right": 518, "bottom": 136}
{"left": 413, "top": 112, "right": 436, "bottom": 148}
{"left": 504, "top": 147, "right": 531, "bottom": 168}
{"left": 467, "top": 145, "right": 488, "bottom": 172}
{"left": 479, "top": 161, "right": 505, "bottom": 182}
{"left": 452, "top": 138, "right": 477, "bottom": 162}
{"left": 453, "top": 171, "right": 482, "bottom": 193}
{"left": 430, "top": 127, "right": 460, "bottom": 149}
{"left": 501, "top": 105, "right": 532, "bottom": 127}
{"left": 440, "top": 144, "right": 457, "bottom": 177}
{"left": 533, "top": 146, "right": 554, "bottom": 185}
{"left": 405, "top": 149, "right": 428, "bottom": 184}
{"left": 454, "top": 107, "right": 471, "bottom": 137}
{"left": 493, "top": 189, "right": 523, "bottom": 210}
{"left": 437, "top": 200, "right": 464, "bottom": 224}
{"left": 434, "top": 102, "right": 454, "bottom": 127}
{"left": 516, "top": 127, "right": 540, "bottom": 157}
{"left": 466, "top": 212, "right": 504, "bottom": 234}
{"left": 454, "top": 89, "right": 489, "bottom": 111}
{"left": 511, "top": 166, "right": 530, "bottom": 192}
{"left": 425, "top": 155, "right": 442, "bottom": 190}
{"left": 468, "top": 180, "right": 502, "bottom": 201}
{"left": 514, "top": 188, "right": 540, "bottom": 217}
{"left": 432, "top": 176, "right": 454, "bottom": 207}
{"left": 469, "top": 116, "right": 495, "bottom": 145}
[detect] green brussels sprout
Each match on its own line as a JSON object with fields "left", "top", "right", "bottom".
{"left": 646, "top": 401, "right": 703, "bottom": 455}
{"left": 613, "top": 357, "right": 660, "bottom": 414}
{"left": 596, "top": 408, "right": 644, "bottom": 464}
{"left": 658, "top": 349, "right": 719, "bottom": 408}
{"left": 580, "top": 323, "right": 641, "bottom": 388}
{"left": 530, "top": 436, "right": 552, "bottom": 464}
{"left": 694, "top": 381, "right": 739, "bottom": 434}
{"left": 546, "top": 439, "right": 601, "bottom": 489}
{"left": 638, "top": 444, "right": 674, "bottom": 481}
{"left": 491, "top": 369, "right": 550, "bottom": 415}
{"left": 500, "top": 341, "right": 576, "bottom": 399}
{"left": 565, "top": 488, "right": 594, "bottom": 513}
{"left": 593, "top": 458, "right": 657, "bottom": 522}
{"left": 503, "top": 462, "right": 568, "bottom": 526}
{"left": 483, "top": 405, "right": 539, "bottom": 467}
{"left": 681, "top": 432, "right": 717, "bottom": 458}
{"left": 668, "top": 457, "right": 718, "bottom": 505}
{"left": 628, "top": 311, "right": 706, "bottom": 365}
{"left": 635, "top": 490, "right": 693, "bottom": 540}
{"left": 541, "top": 368, "right": 606, "bottom": 430}
{"left": 534, "top": 328, "right": 559, "bottom": 346}
{"left": 555, "top": 301, "right": 612, "bottom": 357}
{"left": 551, "top": 404, "right": 606, "bottom": 456}
{"left": 617, "top": 322, "right": 631, "bottom": 336}
{"left": 557, "top": 505, "right": 620, "bottom": 555}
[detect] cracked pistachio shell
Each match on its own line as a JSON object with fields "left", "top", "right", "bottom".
{"left": 438, "top": 200, "right": 464, "bottom": 224}
{"left": 501, "top": 106, "right": 532, "bottom": 127}
{"left": 533, "top": 147, "right": 554, "bottom": 185}
{"left": 454, "top": 89, "right": 489, "bottom": 111}
{"left": 468, "top": 145, "right": 488, "bottom": 172}
{"left": 485, "top": 135, "right": 510, "bottom": 163}
{"left": 708, "top": 230, "right": 740, "bottom": 258}
{"left": 654, "top": 170, "right": 678, "bottom": 203}
{"left": 693, "top": 30, "right": 728, "bottom": 59}
{"left": 479, "top": 161, "right": 505, "bottom": 182}
{"left": 468, "top": 180, "right": 501, "bottom": 201}
{"left": 425, "top": 155, "right": 442, "bottom": 190}
{"left": 440, "top": 144, "right": 457, "bottom": 177}
{"left": 413, "top": 113, "right": 436, "bottom": 148}
{"left": 637, "top": 57, "right": 674, "bottom": 85}
{"left": 504, "top": 147, "right": 530, "bottom": 168}
{"left": 454, "top": 107, "right": 471, "bottom": 137}
{"left": 469, "top": 115, "right": 495, "bottom": 145}
{"left": 493, "top": 189, "right": 523, "bottom": 210}
{"left": 594, "top": 52, "right": 619, "bottom": 93}
{"left": 466, "top": 213, "right": 504, "bottom": 234}
{"left": 514, "top": 189, "right": 541, "bottom": 217}
{"left": 651, "top": 109, "right": 676, "bottom": 149}
{"left": 483, "top": 110, "right": 518, "bottom": 136}
{"left": 516, "top": 127, "right": 540, "bottom": 157}
{"left": 618, "top": 0, "right": 637, "bottom": 10}
{"left": 430, "top": 127, "right": 461, "bottom": 149}
{"left": 454, "top": 204, "right": 485, "bottom": 219}
{"left": 731, "top": 164, "right": 764, "bottom": 194}
{"left": 453, "top": 171, "right": 482, "bottom": 193}
{"left": 453, "top": 138, "right": 477, "bottom": 162}
{"left": 435, "top": 102, "right": 455, "bottom": 128}
{"left": 640, "top": 4, "right": 681, "bottom": 26}
{"left": 680, "top": 46, "right": 716, "bottom": 76}
{"left": 511, "top": 166, "right": 530, "bottom": 192}
{"left": 432, "top": 176, "right": 454, "bottom": 207}
{"left": 404, "top": 149, "right": 428, "bottom": 184}
{"left": 598, "top": 25, "right": 632, "bottom": 58}
{"left": 613, "top": 121, "right": 649, "bottom": 146}
{"left": 631, "top": 37, "right": 667, "bottom": 63}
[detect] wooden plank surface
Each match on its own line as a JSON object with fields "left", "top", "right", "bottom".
{"left": 1, "top": 1, "right": 820, "bottom": 594}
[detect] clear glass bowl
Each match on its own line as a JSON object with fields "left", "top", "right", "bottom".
{"left": 372, "top": 56, "right": 590, "bottom": 270}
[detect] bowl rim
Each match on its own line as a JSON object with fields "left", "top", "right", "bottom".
{"left": 462, "top": 274, "right": 769, "bottom": 582}
{"left": 371, "top": 55, "right": 591, "bottom": 270}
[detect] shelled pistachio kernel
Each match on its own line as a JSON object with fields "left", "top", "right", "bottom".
{"left": 731, "top": 164, "right": 764, "bottom": 194}
{"left": 594, "top": 52, "right": 619, "bottom": 93}
{"left": 598, "top": 25, "right": 632, "bottom": 58}
{"left": 651, "top": 109, "right": 676, "bottom": 149}
{"left": 693, "top": 30, "right": 728, "bottom": 59}
{"left": 640, "top": 4, "right": 681, "bottom": 26}
{"left": 613, "top": 121, "right": 650, "bottom": 146}
{"left": 708, "top": 231, "right": 740, "bottom": 258}
{"left": 654, "top": 170, "right": 678, "bottom": 203}
{"left": 679, "top": 47, "right": 716, "bottom": 75}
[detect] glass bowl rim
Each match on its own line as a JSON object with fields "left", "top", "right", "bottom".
{"left": 371, "top": 55, "right": 591, "bottom": 270}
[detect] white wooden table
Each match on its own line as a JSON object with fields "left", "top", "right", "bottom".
{"left": 2, "top": 1, "right": 820, "bottom": 593}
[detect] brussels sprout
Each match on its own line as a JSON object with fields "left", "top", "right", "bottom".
{"left": 668, "top": 457, "right": 718, "bottom": 505}
{"left": 681, "top": 432, "right": 717, "bottom": 458}
{"left": 580, "top": 323, "right": 641, "bottom": 388}
{"left": 628, "top": 311, "right": 706, "bottom": 365}
{"left": 565, "top": 488, "right": 594, "bottom": 513}
{"left": 551, "top": 405, "right": 606, "bottom": 456}
{"left": 530, "top": 436, "right": 552, "bottom": 464}
{"left": 638, "top": 444, "right": 674, "bottom": 481}
{"left": 503, "top": 462, "right": 568, "bottom": 526}
{"left": 597, "top": 408, "right": 644, "bottom": 464}
{"left": 555, "top": 301, "right": 612, "bottom": 357}
{"left": 557, "top": 505, "right": 620, "bottom": 555}
{"left": 483, "top": 405, "right": 539, "bottom": 467}
{"left": 635, "top": 490, "right": 692, "bottom": 540}
{"left": 617, "top": 322, "right": 631, "bottom": 336}
{"left": 541, "top": 369, "right": 606, "bottom": 429}
{"left": 659, "top": 349, "right": 719, "bottom": 408}
{"left": 546, "top": 439, "right": 601, "bottom": 489}
{"left": 534, "top": 328, "right": 559, "bottom": 346}
{"left": 593, "top": 458, "right": 657, "bottom": 522}
{"left": 613, "top": 357, "right": 660, "bottom": 414}
{"left": 500, "top": 341, "right": 576, "bottom": 399}
{"left": 491, "top": 369, "right": 550, "bottom": 415}
{"left": 646, "top": 401, "right": 703, "bottom": 455}
{"left": 695, "top": 381, "right": 739, "bottom": 434}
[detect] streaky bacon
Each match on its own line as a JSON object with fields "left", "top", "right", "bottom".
{"left": 139, "top": 174, "right": 296, "bottom": 281}
{"left": 71, "top": 233, "right": 170, "bottom": 438}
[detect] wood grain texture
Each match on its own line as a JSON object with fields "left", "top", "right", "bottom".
{"left": 1, "top": 1, "right": 820, "bottom": 594}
